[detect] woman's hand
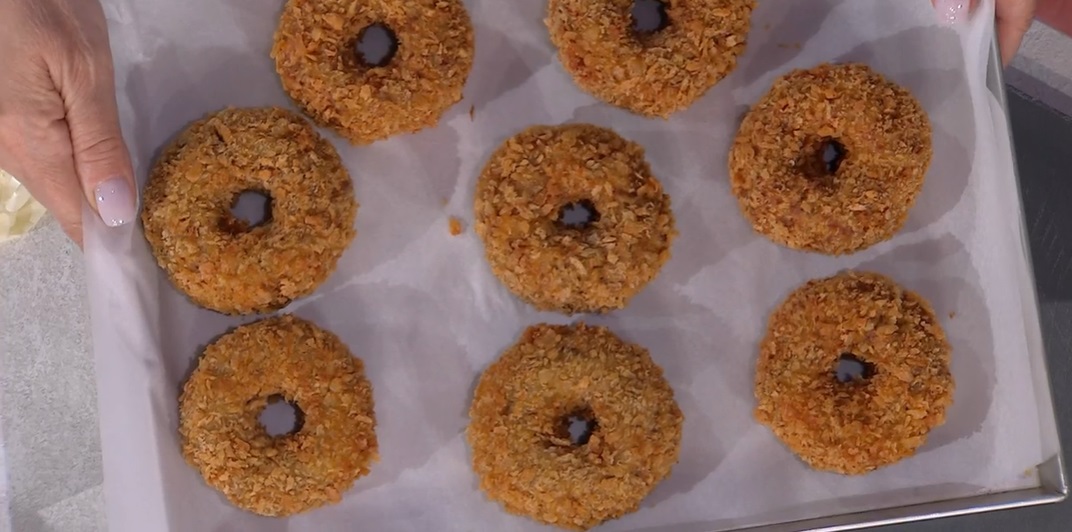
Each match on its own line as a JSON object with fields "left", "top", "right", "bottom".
{"left": 936, "top": 0, "right": 1037, "bottom": 64}
{"left": 996, "top": 0, "right": 1038, "bottom": 64}
{"left": 0, "top": 0, "right": 135, "bottom": 247}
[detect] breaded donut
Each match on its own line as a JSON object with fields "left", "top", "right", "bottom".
{"left": 754, "top": 271, "right": 954, "bottom": 475}
{"left": 272, "top": 0, "right": 474, "bottom": 144}
{"left": 729, "top": 63, "right": 933, "bottom": 255}
{"left": 474, "top": 124, "right": 676, "bottom": 314}
{"left": 546, "top": 0, "right": 756, "bottom": 117}
{"left": 179, "top": 315, "right": 378, "bottom": 516}
{"left": 141, "top": 107, "right": 357, "bottom": 315}
{"left": 468, "top": 323, "right": 683, "bottom": 530}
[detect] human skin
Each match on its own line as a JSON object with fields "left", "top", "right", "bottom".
{"left": 0, "top": 0, "right": 135, "bottom": 247}
{"left": 0, "top": 0, "right": 1058, "bottom": 247}
{"left": 1037, "top": 0, "right": 1072, "bottom": 36}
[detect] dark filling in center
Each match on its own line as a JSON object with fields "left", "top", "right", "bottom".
{"left": 632, "top": 0, "right": 670, "bottom": 34}
{"left": 356, "top": 23, "right": 399, "bottom": 67}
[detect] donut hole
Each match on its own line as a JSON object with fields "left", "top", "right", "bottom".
{"left": 835, "top": 353, "right": 876, "bottom": 383}
{"left": 820, "top": 139, "right": 848, "bottom": 175}
{"left": 800, "top": 137, "right": 849, "bottom": 182}
{"left": 632, "top": 0, "right": 670, "bottom": 35}
{"left": 819, "top": 138, "right": 844, "bottom": 175}
{"left": 258, "top": 394, "right": 305, "bottom": 437}
{"left": 559, "top": 408, "right": 599, "bottom": 446}
{"left": 229, "top": 190, "right": 272, "bottom": 230}
{"left": 557, "top": 200, "right": 600, "bottom": 229}
{"left": 355, "top": 23, "right": 399, "bottom": 68}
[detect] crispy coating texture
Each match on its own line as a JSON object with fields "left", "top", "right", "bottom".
{"left": 474, "top": 124, "right": 676, "bottom": 314}
{"left": 179, "top": 315, "right": 378, "bottom": 516}
{"left": 546, "top": 0, "right": 755, "bottom": 118}
{"left": 468, "top": 323, "right": 683, "bottom": 530}
{"left": 754, "top": 271, "right": 953, "bottom": 475}
{"left": 141, "top": 107, "right": 357, "bottom": 316}
{"left": 729, "top": 63, "right": 933, "bottom": 255}
{"left": 448, "top": 216, "right": 464, "bottom": 236}
{"left": 272, "top": 0, "right": 474, "bottom": 144}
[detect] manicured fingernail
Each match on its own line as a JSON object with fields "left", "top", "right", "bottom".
{"left": 95, "top": 177, "right": 136, "bottom": 227}
{"left": 934, "top": 0, "right": 969, "bottom": 25}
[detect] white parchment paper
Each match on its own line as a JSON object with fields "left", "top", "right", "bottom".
{"left": 85, "top": 0, "right": 1052, "bottom": 530}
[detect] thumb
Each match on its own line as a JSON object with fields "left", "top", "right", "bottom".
{"left": 63, "top": 61, "right": 137, "bottom": 228}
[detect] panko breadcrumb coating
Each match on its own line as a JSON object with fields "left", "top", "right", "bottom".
{"left": 755, "top": 271, "right": 953, "bottom": 475}
{"left": 729, "top": 63, "right": 933, "bottom": 255}
{"left": 272, "top": 0, "right": 474, "bottom": 144}
{"left": 474, "top": 124, "right": 676, "bottom": 314}
{"left": 179, "top": 315, "right": 378, "bottom": 516}
{"left": 546, "top": 0, "right": 756, "bottom": 118}
{"left": 468, "top": 323, "right": 683, "bottom": 530}
{"left": 141, "top": 107, "right": 357, "bottom": 315}
{"left": 448, "top": 216, "right": 464, "bottom": 236}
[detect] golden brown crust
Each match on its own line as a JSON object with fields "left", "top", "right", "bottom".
{"left": 729, "top": 63, "right": 933, "bottom": 255}
{"left": 546, "top": 0, "right": 756, "bottom": 118}
{"left": 448, "top": 216, "right": 464, "bottom": 236}
{"left": 474, "top": 124, "right": 676, "bottom": 314}
{"left": 468, "top": 323, "right": 683, "bottom": 530}
{"left": 179, "top": 315, "right": 378, "bottom": 516}
{"left": 272, "top": 0, "right": 474, "bottom": 144}
{"left": 754, "top": 271, "right": 953, "bottom": 475}
{"left": 141, "top": 107, "right": 356, "bottom": 315}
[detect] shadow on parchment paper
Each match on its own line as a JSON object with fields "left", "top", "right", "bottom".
{"left": 124, "top": 44, "right": 288, "bottom": 177}
{"left": 127, "top": 41, "right": 464, "bottom": 282}
{"left": 318, "top": 120, "right": 463, "bottom": 284}
{"left": 293, "top": 284, "right": 473, "bottom": 491}
{"left": 642, "top": 387, "right": 726, "bottom": 509}
{"left": 857, "top": 235, "right": 996, "bottom": 455}
{"left": 736, "top": 0, "right": 840, "bottom": 87}
{"left": 463, "top": 370, "right": 483, "bottom": 493}
{"left": 568, "top": 100, "right": 749, "bottom": 187}
{"left": 160, "top": 301, "right": 263, "bottom": 393}
{"left": 567, "top": 103, "right": 756, "bottom": 289}
{"left": 622, "top": 481, "right": 986, "bottom": 532}
{"left": 150, "top": 300, "right": 300, "bottom": 532}
{"left": 212, "top": 521, "right": 286, "bottom": 532}
{"left": 591, "top": 288, "right": 749, "bottom": 509}
{"left": 833, "top": 26, "right": 976, "bottom": 234}
{"left": 466, "top": 24, "right": 552, "bottom": 113}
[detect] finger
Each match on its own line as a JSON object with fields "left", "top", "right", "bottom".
{"left": 996, "top": 0, "right": 1037, "bottom": 64}
{"left": 53, "top": 5, "right": 136, "bottom": 229}
{"left": 62, "top": 59, "right": 136, "bottom": 228}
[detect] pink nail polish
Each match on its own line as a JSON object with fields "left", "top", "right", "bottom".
{"left": 935, "top": 0, "right": 969, "bottom": 25}
{"left": 95, "top": 177, "right": 136, "bottom": 227}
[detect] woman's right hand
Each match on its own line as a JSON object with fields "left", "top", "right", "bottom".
{"left": 0, "top": 0, "right": 136, "bottom": 247}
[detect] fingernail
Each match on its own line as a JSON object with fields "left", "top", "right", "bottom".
{"left": 934, "top": 0, "right": 969, "bottom": 25}
{"left": 95, "top": 177, "right": 136, "bottom": 227}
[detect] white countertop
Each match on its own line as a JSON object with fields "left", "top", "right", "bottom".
{"left": 1, "top": 19, "right": 1071, "bottom": 532}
